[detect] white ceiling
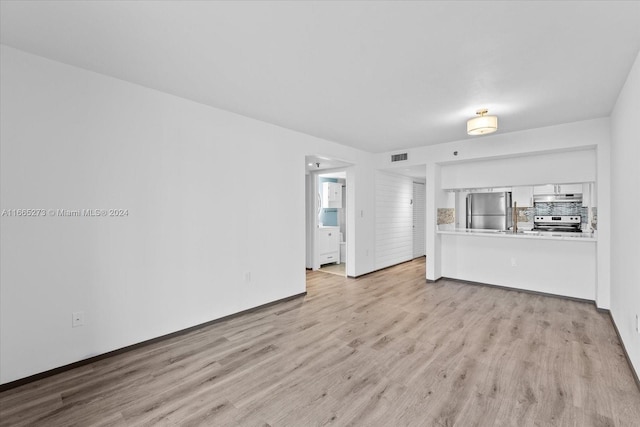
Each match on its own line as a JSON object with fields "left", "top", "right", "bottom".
{"left": 1, "top": 1, "right": 639, "bottom": 153}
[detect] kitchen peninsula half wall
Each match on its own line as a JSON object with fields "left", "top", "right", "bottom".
{"left": 439, "top": 232, "right": 596, "bottom": 300}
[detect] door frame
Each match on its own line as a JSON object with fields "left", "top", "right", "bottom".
{"left": 307, "top": 168, "right": 350, "bottom": 274}
{"left": 412, "top": 180, "right": 426, "bottom": 259}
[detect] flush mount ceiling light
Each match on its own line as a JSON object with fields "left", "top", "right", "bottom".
{"left": 467, "top": 109, "right": 498, "bottom": 136}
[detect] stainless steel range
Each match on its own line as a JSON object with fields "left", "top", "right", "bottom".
{"left": 533, "top": 215, "right": 582, "bottom": 232}
{"left": 533, "top": 193, "right": 583, "bottom": 232}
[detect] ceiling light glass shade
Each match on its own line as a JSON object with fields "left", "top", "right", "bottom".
{"left": 467, "top": 114, "right": 498, "bottom": 135}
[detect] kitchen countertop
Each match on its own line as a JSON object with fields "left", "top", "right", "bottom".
{"left": 437, "top": 228, "right": 597, "bottom": 242}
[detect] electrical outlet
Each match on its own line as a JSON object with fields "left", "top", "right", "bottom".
{"left": 510, "top": 257, "right": 517, "bottom": 267}
{"left": 244, "top": 272, "right": 251, "bottom": 283}
{"left": 72, "top": 311, "right": 84, "bottom": 328}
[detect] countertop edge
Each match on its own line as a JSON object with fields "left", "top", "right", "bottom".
{"left": 437, "top": 229, "right": 597, "bottom": 242}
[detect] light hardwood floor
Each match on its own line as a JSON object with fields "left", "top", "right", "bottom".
{"left": 1, "top": 257, "right": 639, "bottom": 426}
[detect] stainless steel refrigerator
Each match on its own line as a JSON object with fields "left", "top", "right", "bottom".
{"left": 466, "top": 192, "right": 512, "bottom": 230}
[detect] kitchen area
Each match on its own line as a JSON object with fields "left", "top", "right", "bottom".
{"left": 436, "top": 183, "right": 597, "bottom": 300}
{"left": 430, "top": 148, "right": 599, "bottom": 302}
{"left": 443, "top": 182, "right": 596, "bottom": 237}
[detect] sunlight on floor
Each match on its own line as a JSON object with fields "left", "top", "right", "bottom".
{"left": 318, "top": 262, "right": 345, "bottom": 276}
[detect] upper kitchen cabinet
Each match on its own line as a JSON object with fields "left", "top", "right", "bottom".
{"left": 533, "top": 184, "right": 583, "bottom": 195}
{"left": 559, "top": 184, "right": 583, "bottom": 194}
{"left": 322, "top": 182, "right": 343, "bottom": 208}
{"left": 512, "top": 186, "right": 533, "bottom": 207}
{"left": 533, "top": 184, "right": 555, "bottom": 195}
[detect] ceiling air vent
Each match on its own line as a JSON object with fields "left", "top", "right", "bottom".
{"left": 391, "top": 153, "right": 408, "bottom": 162}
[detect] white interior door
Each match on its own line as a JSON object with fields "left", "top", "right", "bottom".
{"left": 413, "top": 181, "right": 426, "bottom": 258}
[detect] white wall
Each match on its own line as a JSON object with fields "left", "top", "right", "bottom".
{"left": 610, "top": 50, "right": 640, "bottom": 377}
{"left": 596, "top": 129, "right": 612, "bottom": 309}
{"left": 425, "top": 163, "right": 443, "bottom": 281}
{"left": 348, "top": 164, "right": 376, "bottom": 277}
{"left": 440, "top": 149, "right": 596, "bottom": 189}
{"left": 374, "top": 170, "right": 413, "bottom": 270}
{"left": 376, "top": 118, "right": 608, "bottom": 171}
{"left": 0, "top": 46, "right": 374, "bottom": 384}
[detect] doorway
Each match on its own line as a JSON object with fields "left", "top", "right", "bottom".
{"left": 376, "top": 164, "right": 427, "bottom": 280}
{"left": 304, "top": 155, "right": 352, "bottom": 279}
{"left": 316, "top": 170, "right": 347, "bottom": 276}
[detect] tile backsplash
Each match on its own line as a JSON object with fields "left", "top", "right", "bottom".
{"left": 516, "top": 207, "right": 532, "bottom": 223}
{"left": 534, "top": 201, "right": 583, "bottom": 216}
{"left": 437, "top": 208, "right": 455, "bottom": 225}
{"left": 533, "top": 202, "right": 589, "bottom": 227}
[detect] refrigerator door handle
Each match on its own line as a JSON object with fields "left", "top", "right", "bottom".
{"left": 466, "top": 195, "right": 472, "bottom": 229}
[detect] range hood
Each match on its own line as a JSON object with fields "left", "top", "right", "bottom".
{"left": 533, "top": 193, "right": 582, "bottom": 203}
